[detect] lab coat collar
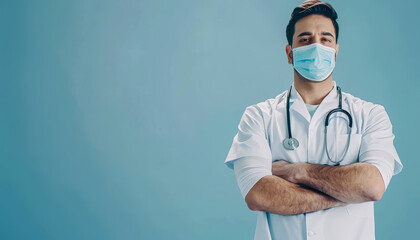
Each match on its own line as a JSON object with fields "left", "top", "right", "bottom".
{"left": 289, "top": 81, "right": 339, "bottom": 123}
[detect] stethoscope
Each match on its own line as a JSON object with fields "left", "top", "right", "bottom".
{"left": 282, "top": 85, "right": 353, "bottom": 163}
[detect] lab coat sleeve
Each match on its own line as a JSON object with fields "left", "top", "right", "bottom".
{"left": 358, "top": 105, "right": 403, "bottom": 189}
{"left": 225, "top": 105, "right": 273, "bottom": 198}
{"left": 234, "top": 157, "right": 272, "bottom": 199}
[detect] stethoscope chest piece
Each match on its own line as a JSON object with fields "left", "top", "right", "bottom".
{"left": 283, "top": 137, "right": 299, "bottom": 150}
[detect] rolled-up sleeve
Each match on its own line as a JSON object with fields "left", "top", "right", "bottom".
{"left": 225, "top": 106, "right": 272, "bottom": 198}
{"left": 359, "top": 105, "right": 403, "bottom": 189}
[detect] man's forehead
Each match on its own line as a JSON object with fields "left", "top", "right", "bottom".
{"left": 294, "top": 14, "right": 335, "bottom": 37}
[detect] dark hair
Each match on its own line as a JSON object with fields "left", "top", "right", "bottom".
{"left": 286, "top": 0, "right": 339, "bottom": 46}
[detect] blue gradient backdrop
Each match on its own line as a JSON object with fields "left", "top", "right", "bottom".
{"left": 1, "top": 0, "right": 419, "bottom": 239}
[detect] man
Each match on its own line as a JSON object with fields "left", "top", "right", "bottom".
{"left": 224, "top": 1, "right": 403, "bottom": 239}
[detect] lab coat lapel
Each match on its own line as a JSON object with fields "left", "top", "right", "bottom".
{"left": 289, "top": 85, "right": 311, "bottom": 122}
{"left": 311, "top": 82, "right": 339, "bottom": 124}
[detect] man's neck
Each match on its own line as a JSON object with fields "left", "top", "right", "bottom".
{"left": 293, "top": 71, "right": 334, "bottom": 105}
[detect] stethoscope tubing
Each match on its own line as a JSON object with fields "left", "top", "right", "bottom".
{"left": 283, "top": 85, "right": 353, "bottom": 163}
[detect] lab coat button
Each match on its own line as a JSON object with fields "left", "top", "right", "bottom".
{"left": 308, "top": 231, "right": 316, "bottom": 237}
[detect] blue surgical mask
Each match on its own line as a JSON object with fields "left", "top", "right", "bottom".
{"left": 292, "top": 43, "right": 336, "bottom": 82}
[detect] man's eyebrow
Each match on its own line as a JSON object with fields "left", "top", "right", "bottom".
{"left": 296, "top": 32, "right": 312, "bottom": 38}
{"left": 296, "top": 31, "right": 335, "bottom": 38}
{"left": 321, "top": 31, "right": 335, "bottom": 38}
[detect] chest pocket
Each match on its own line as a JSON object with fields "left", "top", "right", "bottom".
{"left": 335, "top": 133, "right": 362, "bottom": 165}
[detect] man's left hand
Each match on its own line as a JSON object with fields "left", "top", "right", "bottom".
{"left": 272, "top": 160, "right": 307, "bottom": 184}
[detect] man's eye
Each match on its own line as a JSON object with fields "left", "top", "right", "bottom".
{"left": 300, "top": 38, "right": 308, "bottom": 42}
{"left": 322, "top": 38, "right": 332, "bottom": 42}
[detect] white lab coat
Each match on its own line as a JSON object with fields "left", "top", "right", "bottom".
{"left": 225, "top": 82, "right": 402, "bottom": 240}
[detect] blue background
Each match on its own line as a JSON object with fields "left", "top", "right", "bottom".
{"left": 1, "top": 0, "right": 419, "bottom": 239}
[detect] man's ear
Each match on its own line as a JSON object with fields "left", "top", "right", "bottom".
{"left": 335, "top": 44, "right": 339, "bottom": 62}
{"left": 286, "top": 45, "right": 293, "bottom": 64}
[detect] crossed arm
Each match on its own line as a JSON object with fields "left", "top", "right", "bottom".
{"left": 245, "top": 161, "right": 385, "bottom": 215}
